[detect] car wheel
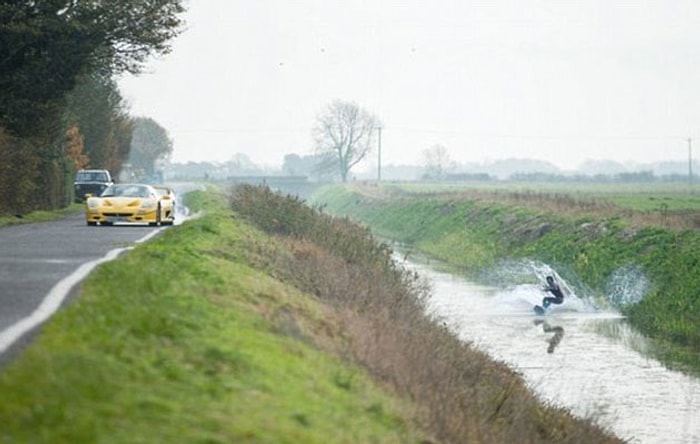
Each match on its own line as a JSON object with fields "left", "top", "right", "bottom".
{"left": 148, "top": 203, "right": 162, "bottom": 227}
{"left": 87, "top": 221, "right": 97, "bottom": 226}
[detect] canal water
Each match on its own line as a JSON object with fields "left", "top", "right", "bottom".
{"left": 405, "top": 259, "right": 699, "bottom": 444}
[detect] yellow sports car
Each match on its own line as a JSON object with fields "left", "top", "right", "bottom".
{"left": 85, "top": 183, "right": 175, "bottom": 226}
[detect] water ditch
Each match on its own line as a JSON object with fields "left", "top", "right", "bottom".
{"left": 402, "top": 257, "right": 699, "bottom": 444}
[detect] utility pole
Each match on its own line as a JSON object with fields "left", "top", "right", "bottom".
{"left": 689, "top": 138, "right": 693, "bottom": 185}
{"left": 377, "top": 126, "right": 382, "bottom": 182}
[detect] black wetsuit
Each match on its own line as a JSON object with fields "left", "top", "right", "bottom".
{"left": 542, "top": 282, "right": 564, "bottom": 308}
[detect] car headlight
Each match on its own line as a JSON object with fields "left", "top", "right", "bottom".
{"left": 87, "top": 200, "right": 99, "bottom": 208}
{"left": 141, "top": 201, "right": 156, "bottom": 209}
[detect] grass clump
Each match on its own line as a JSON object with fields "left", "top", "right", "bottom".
{"left": 0, "top": 203, "right": 83, "bottom": 227}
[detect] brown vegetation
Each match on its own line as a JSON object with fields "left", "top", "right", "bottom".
{"left": 466, "top": 189, "right": 700, "bottom": 231}
{"left": 0, "top": 127, "right": 76, "bottom": 213}
{"left": 0, "top": 129, "right": 41, "bottom": 214}
{"left": 65, "top": 125, "right": 90, "bottom": 171}
{"left": 357, "top": 183, "right": 700, "bottom": 231}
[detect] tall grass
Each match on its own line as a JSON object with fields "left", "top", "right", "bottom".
{"left": 375, "top": 181, "right": 700, "bottom": 230}
{"left": 230, "top": 184, "right": 622, "bottom": 443}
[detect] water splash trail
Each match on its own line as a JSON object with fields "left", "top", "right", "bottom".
{"left": 401, "top": 257, "right": 699, "bottom": 444}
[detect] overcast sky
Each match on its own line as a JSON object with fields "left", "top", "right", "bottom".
{"left": 118, "top": 0, "right": 700, "bottom": 171}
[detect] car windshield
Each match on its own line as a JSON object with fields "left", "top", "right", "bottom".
{"left": 76, "top": 171, "right": 108, "bottom": 182}
{"left": 100, "top": 185, "right": 151, "bottom": 198}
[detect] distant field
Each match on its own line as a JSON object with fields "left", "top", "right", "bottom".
{"left": 370, "top": 181, "right": 700, "bottom": 229}
{"left": 380, "top": 181, "right": 700, "bottom": 209}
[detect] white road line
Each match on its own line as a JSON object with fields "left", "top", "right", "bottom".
{"left": 0, "top": 228, "right": 163, "bottom": 355}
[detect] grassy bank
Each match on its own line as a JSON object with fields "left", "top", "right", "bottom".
{"left": 0, "top": 187, "right": 621, "bottom": 443}
{"left": 0, "top": 191, "right": 424, "bottom": 443}
{"left": 309, "top": 183, "right": 700, "bottom": 372}
{"left": 0, "top": 203, "right": 82, "bottom": 227}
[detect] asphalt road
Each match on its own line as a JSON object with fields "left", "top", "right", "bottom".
{"left": 0, "top": 211, "right": 166, "bottom": 361}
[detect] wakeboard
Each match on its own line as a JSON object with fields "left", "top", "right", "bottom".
{"left": 533, "top": 305, "right": 546, "bottom": 315}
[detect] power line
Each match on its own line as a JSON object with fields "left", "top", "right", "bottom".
{"left": 381, "top": 127, "right": 691, "bottom": 141}
{"left": 168, "top": 124, "right": 692, "bottom": 144}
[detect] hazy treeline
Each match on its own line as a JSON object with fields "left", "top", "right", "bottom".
{"left": 509, "top": 170, "right": 695, "bottom": 183}
{"left": 165, "top": 155, "right": 697, "bottom": 184}
{"left": 0, "top": 1, "right": 184, "bottom": 214}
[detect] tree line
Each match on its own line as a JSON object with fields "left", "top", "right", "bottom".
{"left": 0, "top": 1, "right": 183, "bottom": 215}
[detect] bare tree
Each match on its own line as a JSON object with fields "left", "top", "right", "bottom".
{"left": 422, "top": 144, "right": 454, "bottom": 180}
{"left": 313, "top": 100, "right": 380, "bottom": 182}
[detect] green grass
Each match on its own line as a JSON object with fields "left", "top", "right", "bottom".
{"left": 0, "top": 190, "right": 424, "bottom": 443}
{"left": 0, "top": 203, "right": 83, "bottom": 226}
{"left": 606, "top": 192, "right": 700, "bottom": 211}
{"left": 380, "top": 181, "right": 700, "bottom": 212}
